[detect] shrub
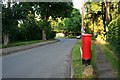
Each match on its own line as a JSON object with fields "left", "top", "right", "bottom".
{"left": 107, "top": 15, "right": 120, "bottom": 54}
{"left": 46, "top": 31, "right": 56, "bottom": 40}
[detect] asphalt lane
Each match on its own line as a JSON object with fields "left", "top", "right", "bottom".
{"left": 2, "top": 38, "right": 77, "bottom": 78}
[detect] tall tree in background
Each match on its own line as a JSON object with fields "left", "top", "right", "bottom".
{"left": 106, "top": 1, "right": 111, "bottom": 25}
{"left": 102, "top": 2, "right": 106, "bottom": 37}
{"left": 34, "top": 2, "right": 73, "bottom": 40}
{"left": 64, "top": 8, "right": 81, "bottom": 35}
{"left": 2, "top": 2, "right": 73, "bottom": 44}
{"left": 104, "top": 1, "right": 111, "bottom": 40}
{"left": 85, "top": 2, "right": 102, "bottom": 36}
{"left": 85, "top": 1, "right": 114, "bottom": 40}
{"left": 2, "top": 2, "right": 10, "bottom": 45}
{"left": 2, "top": 2, "right": 34, "bottom": 45}
{"left": 2, "top": 2, "right": 15, "bottom": 45}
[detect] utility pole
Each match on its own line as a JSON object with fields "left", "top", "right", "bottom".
{"left": 81, "top": 0, "right": 85, "bottom": 34}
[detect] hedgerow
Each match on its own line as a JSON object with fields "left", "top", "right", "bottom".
{"left": 107, "top": 15, "right": 120, "bottom": 54}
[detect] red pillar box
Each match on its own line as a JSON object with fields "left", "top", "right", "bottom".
{"left": 82, "top": 34, "right": 92, "bottom": 65}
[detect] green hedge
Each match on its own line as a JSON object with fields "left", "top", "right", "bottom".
{"left": 107, "top": 15, "right": 120, "bottom": 54}
{"left": 46, "top": 31, "right": 56, "bottom": 40}
{"left": 8, "top": 22, "right": 56, "bottom": 42}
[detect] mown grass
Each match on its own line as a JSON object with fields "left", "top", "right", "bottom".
{"left": 72, "top": 40, "right": 84, "bottom": 78}
{"left": 0, "top": 45, "right": 2, "bottom": 48}
{"left": 2, "top": 40, "right": 53, "bottom": 48}
{"left": 100, "top": 44, "right": 119, "bottom": 78}
{"left": 72, "top": 39, "right": 96, "bottom": 78}
{"left": 91, "top": 41, "right": 97, "bottom": 71}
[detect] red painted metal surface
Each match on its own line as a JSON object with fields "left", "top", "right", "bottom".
{"left": 82, "top": 34, "right": 92, "bottom": 60}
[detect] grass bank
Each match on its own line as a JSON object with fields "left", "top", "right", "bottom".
{"left": 99, "top": 43, "right": 119, "bottom": 78}
{"left": 72, "top": 39, "right": 96, "bottom": 78}
{"left": 2, "top": 39, "right": 54, "bottom": 48}
{"left": 91, "top": 41, "right": 97, "bottom": 71}
{"left": 72, "top": 40, "right": 83, "bottom": 78}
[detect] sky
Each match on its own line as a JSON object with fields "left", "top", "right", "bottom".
{"left": 73, "top": 0, "right": 82, "bottom": 13}
{"left": 73, "top": 0, "right": 88, "bottom": 14}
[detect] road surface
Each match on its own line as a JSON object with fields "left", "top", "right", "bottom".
{"left": 2, "top": 38, "right": 77, "bottom": 78}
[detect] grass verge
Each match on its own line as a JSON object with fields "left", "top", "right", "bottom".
{"left": 72, "top": 40, "right": 84, "bottom": 78}
{"left": 2, "top": 39, "right": 54, "bottom": 48}
{"left": 72, "top": 39, "right": 96, "bottom": 78}
{"left": 91, "top": 41, "right": 97, "bottom": 71}
{"left": 99, "top": 44, "right": 119, "bottom": 78}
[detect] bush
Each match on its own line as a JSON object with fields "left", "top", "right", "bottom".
{"left": 107, "top": 15, "right": 120, "bottom": 54}
{"left": 46, "top": 31, "right": 56, "bottom": 40}
{"left": 9, "top": 25, "right": 42, "bottom": 42}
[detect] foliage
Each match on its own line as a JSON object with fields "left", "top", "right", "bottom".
{"left": 110, "top": 2, "right": 119, "bottom": 20}
{"left": 90, "top": 3, "right": 101, "bottom": 14}
{"left": 107, "top": 15, "right": 120, "bottom": 54}
{"left": 84, "top": 2, "right": 103, "bottom": 36}
{"left": 34, "top": 2, "right": 73, "bottom": 19}
{"left": 84, "top": 2, "right": 120, "bottom": 51}
{"left": 43, "top": 20, "right": 56, "bottom": 40}
{"left": 7, "top": 7, "right": 42, "bottom": 42}
{"left": 2, "top": 4, "right": 17, "bottom": 33}
{"left": 49, "top": 17, "right": 65, "bottom": 32}
{"left": 2, "top": 2, "right": 34, "bottom": 33}
{"left": 84, "top": 2, "right": 119, "bottom": 40}
{"left": 2, "top": 2, "right": 36, "bottom": 44}
{"left": 46, "top": 31, "right": 56, "bottom": 40}
{"left": 64, "top": 8, "right": 81, "bottom": 34}
{"left": 49, "top": 8, "right": 81, "bottom": 36}
{"left": 34, "top": 2, "right": 73, "bottom": 39}
{"left": 2, "top": 2, "right": 73, "bottom": 44}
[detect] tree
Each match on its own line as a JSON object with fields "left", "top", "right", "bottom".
{"left": 2, "top": 2, "right": 73, "bottom": 44}
{"left": 34, "top": 2, "right": 73, "bottom": 40}
{"left": 2, "top": 2, "right": 16, "bottom": 45}
{"left": 84, "top": 2, "right": 114, "bottom": 40}
{"left": 64, "top": 8, "right": 81, "bottom": 35}
{"left": 2, "top": 2, "right": 34, "bottom": 45}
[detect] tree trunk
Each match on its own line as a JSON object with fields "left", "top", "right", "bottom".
{"left": 106, "top": 1, "right": 110, "bottom": 25}
{"left": 42, "top": 29, "right": 46, "bottom": 40}
{"left": 3, "top": 32, "right": 9, "bottom": 45}
{"left": 104, "top": 1, "right": 110, "bottom": 40}
{"left": 102, "top": 2, "right": 106, "bottom": 31}
{"left": 41, "top": 16, "right": 49, "bottom": 40}
{"left": 102, "top": 2, "right": 107, "bottom": 40}
{"left": 118, "top": 2, "right": 120, "bottom": 14}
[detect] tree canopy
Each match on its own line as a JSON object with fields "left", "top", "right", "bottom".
{"left": 64, "top": 8, "right": 81, "bottom": 34}
{"left": 84, "top": 1, "right": 120, "bottom": 54}
{"left": 2, "top": 2, "right": 73, "bottom": 45}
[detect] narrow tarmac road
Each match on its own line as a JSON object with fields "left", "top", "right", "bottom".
{"left": 2, "top": 38, "right": 77, "bottom": 78}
